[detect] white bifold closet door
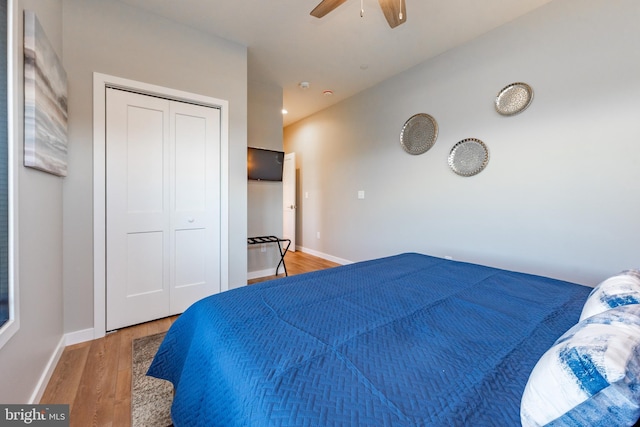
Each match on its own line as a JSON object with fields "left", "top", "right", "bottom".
{"left": 106, "top": 88, "right": 221, "bottom": 331}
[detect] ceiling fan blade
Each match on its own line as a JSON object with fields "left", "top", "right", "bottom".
{"left": 311, "top": 0, "right": 348, "bottom": 18}
{"left": 378, "top": 0, "right": 406, "bottom": 28}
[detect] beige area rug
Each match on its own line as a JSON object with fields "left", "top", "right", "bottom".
{"left": 132, "top": 332, "right": 173, "bottom": 427}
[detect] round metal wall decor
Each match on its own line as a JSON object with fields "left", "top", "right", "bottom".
{"left": 399, "top": 113, "right": 438, "bottom": 155}
{"left": 495, "top": 82, "right": 533, "bottom": 116}
{"left": 448, "top": 138, "right": 489, "bottom": 177}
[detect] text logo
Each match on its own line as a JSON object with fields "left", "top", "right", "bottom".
{"left": 0, "top": 405, "right": 69, "bottom": 426}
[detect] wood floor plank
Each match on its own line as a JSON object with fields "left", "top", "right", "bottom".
{"left": 116, "top": 322, "right": 150, "bottom": 373}
{"left": 67, "top": 333, "right": 119, "bottom": 427}
{"left": 40, "top": 342, "right": 91, "bottom": 412}
{"left": 41, "top": 250, "right": 338, "bottom": 427}
{"left": 68, "top": 340, "right": 102, "bottom": 426}
{"left": 112, "top": 368, "right": 132, "bottom": 427}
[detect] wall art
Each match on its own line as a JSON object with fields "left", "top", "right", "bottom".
{"left": 495, "top": 82, "right": 533, "bottom": 116}
{"left": 448, "top": 138, "right": 489, "bottom": 177}
{"left": 24, "top": 10, "right": 68, "bottom": 177}
{"left": 400, "top": 113, "right": 438, "bottom": 155}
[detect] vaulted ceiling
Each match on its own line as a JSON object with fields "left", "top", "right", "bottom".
{"left": 118, "top": 0, "right": 553, "bottom": 126}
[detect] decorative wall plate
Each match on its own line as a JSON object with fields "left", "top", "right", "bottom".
{"left": 400, "top": 113, "right": 438, "bottom": 155}
{"left": 448, "top": 138, "right": 489, "bottom": 176}
{"left": 495, "top": 82, "right": 533, "bottom": 116}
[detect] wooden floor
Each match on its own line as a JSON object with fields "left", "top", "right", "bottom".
{"left": 248, "top": 249, "right": 340, "bottom": 284}
{"left": 40, "top": 250, "right": 339, "bottom": 427}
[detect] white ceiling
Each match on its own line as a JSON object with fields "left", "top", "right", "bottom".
{"left": 118, "top": 0, "right": 553, "bottom": 126}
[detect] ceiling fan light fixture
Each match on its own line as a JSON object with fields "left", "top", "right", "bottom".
{"left": 322, "top": 90, "right": 334, "bottom": 96}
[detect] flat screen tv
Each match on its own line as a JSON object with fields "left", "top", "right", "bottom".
{"left": 247, "top": 147, "right": 285, "bottom": 181}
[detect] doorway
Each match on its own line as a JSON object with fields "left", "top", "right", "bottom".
{"left": 283, "top": 152, "right": 296, "bottom": 252}
{"left": 93, "top": 73, "right": 229, "bottom": 337}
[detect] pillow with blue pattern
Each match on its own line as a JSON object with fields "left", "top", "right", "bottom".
{"left": 579, "top": 270, "right": 640, "bottom": 322}
{"left": 521, "top": 305, "right": 640, "bottom": 427}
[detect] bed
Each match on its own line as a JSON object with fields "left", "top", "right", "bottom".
{"left": 148, "top": 252, "right": 634, "bottom": 426}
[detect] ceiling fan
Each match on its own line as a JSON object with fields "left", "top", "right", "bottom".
{"left": 311, "top": 0, "right": 407, "bottom": 29}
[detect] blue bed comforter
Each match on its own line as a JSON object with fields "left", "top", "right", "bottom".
{"left": 148, "top": 253, "right": 591, "bottom": 426}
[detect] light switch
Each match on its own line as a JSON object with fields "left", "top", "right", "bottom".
{"left": 358, "top": 190, "right": 365, "bottom": 199}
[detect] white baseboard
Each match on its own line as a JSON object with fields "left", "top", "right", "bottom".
{"left": 30, "top": 327, "right": 98, "bottom": 403}
{"left": 296, "top": 246, "right": 353, "bottom": 266}
{"left": 247, "top": 268, "right": 278, "bottom": 281}
{"left": 29, "top": 335, "right": 65, "bottom": 404}
{"left": 65, "top": 328, "right": 95, "bottom": 346}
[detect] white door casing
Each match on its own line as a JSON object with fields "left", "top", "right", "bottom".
{"left": 94, "top": 73, "right": 230, "bottom": 339}
{"left": 100, "top": 79, "right": 226, "bottom": 332}
{"left": 283, "top": 152, "right": 296, "bottom": 252}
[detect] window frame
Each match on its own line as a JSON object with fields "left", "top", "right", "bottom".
{"left": 0, "top": 0, "right": 20, "bottom": 350}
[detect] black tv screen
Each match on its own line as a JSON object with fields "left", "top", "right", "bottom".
{"left": 247, "top": 147, "right": 285, "bottom": 181}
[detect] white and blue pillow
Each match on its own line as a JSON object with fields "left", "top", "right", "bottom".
{"left": 521, "top": 304, "right": 640, "bottom": 427}
{"left": 580, "top": 270, "right": 640, "bottom": 321}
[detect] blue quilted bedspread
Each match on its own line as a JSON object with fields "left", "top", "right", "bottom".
{"left": 148, "top": 253, "right": 591, "bottom": 426}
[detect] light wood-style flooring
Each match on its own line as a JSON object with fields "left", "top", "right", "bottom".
{"left": 40, "top": 250, "right": 340, "bottom": 427}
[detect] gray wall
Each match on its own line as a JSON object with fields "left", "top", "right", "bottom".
{"left": 61, "top": 0, "right": 249, "bottom": 334}
{"left": 0, "top": 0, "right": 65, "bottom": 403}
{"left": 284, "top": 0, "right": 640, "bottom": 286}
{"left": 247, "top": 79, "right": 284, "bottom": 276}
{"left": 1, "top": 0, "right": 250, "bottom": 402}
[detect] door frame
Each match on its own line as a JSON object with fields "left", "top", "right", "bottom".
{"left": 283, "top": 152, "right": 296, "bottom": 252}
{"left": 92, "top": 72, "right": 230, "bottom": 338}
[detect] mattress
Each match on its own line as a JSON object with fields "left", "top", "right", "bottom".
{"left": 148, "top": 253, "right": 591, "bottom": 426}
